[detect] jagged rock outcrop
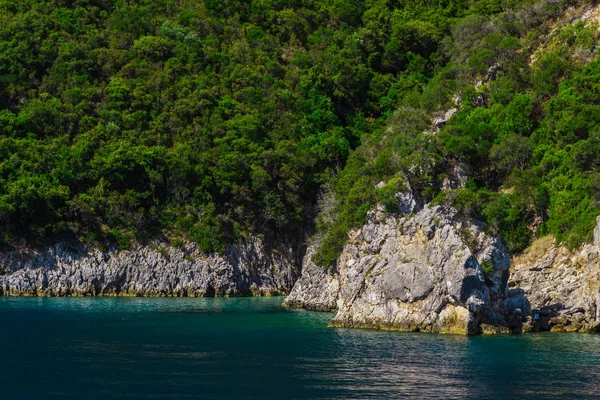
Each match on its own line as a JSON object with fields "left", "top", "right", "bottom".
{"left": 432, "top": 108, "right": 457, "bottom": 132}
{"left": 0, "top": 237, "right": 302, "bottom": 297}
{"left": 283, "top": 245, "right": 340, "bottom": 311}
{"left": 510, "top": 216, "right": 600, "bottom": 333}
{"left": 285, "top": 201, "right": 528, "bottom": 335}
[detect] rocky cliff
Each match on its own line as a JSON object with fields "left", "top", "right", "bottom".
{"left": 3, "top": 202, "right": 598, "bottom": 337}
{"left": 0, "top": 237, "right": 302, "bottom": 297}
{"left": 510, "top": 216, "right": 600, "bottom": 333}
{"left": 285, "top": 201, "right": 529, "bottom": 335}
{"left": 281, "top": 244, "right": 340, "bottom": 312}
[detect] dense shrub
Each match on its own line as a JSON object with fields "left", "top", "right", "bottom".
{"left": 315, "top": 0, "right": 600, "bottom": 266}
{"left": 0, "top": 0, "right": 597, "bottom": 263}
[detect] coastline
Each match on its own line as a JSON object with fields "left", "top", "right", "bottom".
{"left": 2, "top": 215, "right": 599, "bottom": 336}
{"left": 0, "top": 238, "right": 302, "bottom": 299}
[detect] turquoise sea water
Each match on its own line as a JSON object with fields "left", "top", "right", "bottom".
{"left": 0, "top": 297, "right": 599, "bottom": 399}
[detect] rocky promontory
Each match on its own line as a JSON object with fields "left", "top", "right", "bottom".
{"left": 285, "top": 201, "right": 530, "bottom": 335}
{"left": 0, "top": 237, "right": 302, "bottom": 297}
{"left": 286, "top": 199, "right": 600, "bottom": 335}
{"left": 2, "top": 197, "right": 599, "bottom": 337}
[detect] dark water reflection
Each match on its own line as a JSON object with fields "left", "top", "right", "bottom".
{"left": 0, "top": 297, "right": 598, "bottom": 399}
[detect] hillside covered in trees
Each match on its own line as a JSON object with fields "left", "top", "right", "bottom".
{"left": 0, "top": 0, "right": 598, "bottom": 263}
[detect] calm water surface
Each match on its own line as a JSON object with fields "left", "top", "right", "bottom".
{"left": 0, "top": 297, "right": 599, "bottom": 399}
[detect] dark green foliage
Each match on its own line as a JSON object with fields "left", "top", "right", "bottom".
{"left": 432, "top": 1, "right": 600, "bottom": 253}
{"left": 0, "top": 0, "right": 597, "bottom": 262}
{"left": 316, "top": 0, "right": 600, "bottom": 266}
{"left": 489, "top": 135, "right": 534, "bottom": 176}
{"left": 376, "top": 177, "right": 408, "bottom": 213}
{"left": 480, "top": 260, "right": 495, "bottom": 286}
{"left": 1, "top": 0, "right": 397, "bottom": 249}
{"left": 313, "top": 152, "right": 376, "bottom": 268}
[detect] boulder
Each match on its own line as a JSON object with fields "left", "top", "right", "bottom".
{"left": 432, "top": 108, "right": 457, "bottom": 132}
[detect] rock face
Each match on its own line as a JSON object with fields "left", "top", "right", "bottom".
{"left": 0, "top": 237, "right": 302, "bottom": 297}
{"left": 441, "top": 160, "right": 472, "bottom": 190}
{"left": 286, "top": 203, "right": 528, "bottom": 335}
{"left": 432, "top": 108, "right": 457, "bottom": 132}
{"left": 283, "top": 245, "right": 340, "bottom": 311}
{"left": 510, "top": 217, "right": 600, "bottom": 333}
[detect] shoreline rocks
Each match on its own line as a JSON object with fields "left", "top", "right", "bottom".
{"left": 282, "top": 245, "right": 340, "bottom": 312}
{"left": 285, "top": 204, "right": 529, "bottom": 335}
{"left": 0, "top": 237, "right": 303, "bottom": 298}
{"left": 510, "top": 216, "right": 600, "bottom": 333}
{"left": 2, "top": 201, "right": 599, "bottom": 337}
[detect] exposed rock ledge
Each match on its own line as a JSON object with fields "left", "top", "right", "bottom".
{"left": 285, "top": 203, "right": 530, "bottom": 335}
{"left": 510, "top": 216, "right": 600, "bottom": 333}
{"left": 0, "top": 238, "right": 302, "bottom": 297}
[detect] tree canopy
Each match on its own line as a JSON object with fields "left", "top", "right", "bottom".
{"left": 0, "top": 0, "right": 597, "bottom": 261}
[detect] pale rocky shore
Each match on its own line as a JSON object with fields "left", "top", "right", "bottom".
{"left": 0, "top": 237, "right": 302, "bottom": 297}
{"left": 285, "top": 201, "right": 531, "bottom": 335}
{"left": 510, "top": 217, "right": 600, "bottom": 333}
{"left": 285, "top": 196, "right": 600, "bottom": 335}
{"left": 1, "top": 201, "right": 599, "bottom": 336}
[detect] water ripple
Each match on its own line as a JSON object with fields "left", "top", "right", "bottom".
{"left": 0, "top": 297, "right": 598, "bottom": 399}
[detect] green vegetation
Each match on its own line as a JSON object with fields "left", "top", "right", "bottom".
{"left": 1, "top": 0, "right": 392, "bottom": 249}
{"left": 0, "top": 0, "right": 598, "bottom": 264}
{"left": 314, "top": 0, "right": 600, "bottom": 266}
